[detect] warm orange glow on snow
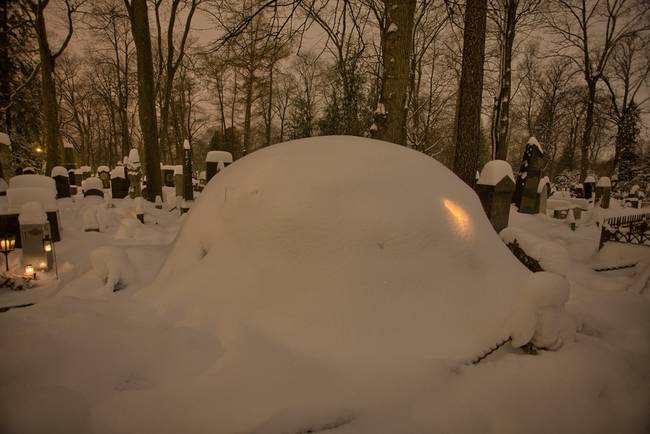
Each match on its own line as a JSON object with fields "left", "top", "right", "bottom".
{"left": 443, "top": 199, "right": 471, "bottom": 235}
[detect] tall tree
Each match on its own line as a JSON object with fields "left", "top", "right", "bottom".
{"left": 20, "top": 0, "right": 82, "bottom": 173}
{"left": 453, "top": 0, "right": 488, "bottom": 186}
{"left": 546, "top": 0, "right": 650, "bottom": 181}
{"left": 124, "top": 0, "right": 162, "bottom": 200}
{"left": 488, "top": 0, "right": 540, "bottom": 160}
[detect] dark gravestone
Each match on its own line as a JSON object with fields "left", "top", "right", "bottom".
{"left": 161, "top": 168, "right": 175, "bottom": 187}
{"left": 53, "top": 175, "right": 71, "bottom": 198}
{"left": 583, "top": 176, "right": 596, "bottom": 200}
{"left": 182, "top": 140, "right": 194, "bottom": 214}
{"left": 513, "top": 137, "right": 545, "bottom": 214}
{"left": 110, "top": 167, "right": 129, "bottom": 199}
{"left": 205, "top": 151, "right": 233, "bottom": 184}
{"left": 51, "top": 166, "right": 71, "bottom": 199}
{"left": 475, "top": 161, "right": 516, "bottom": 234}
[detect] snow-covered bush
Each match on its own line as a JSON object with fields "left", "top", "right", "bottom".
{"left": 148, "top": 136, "right": 529, "bottom": 364}
{"left": 90, "top": 246, "right": 138, "bottom": 291}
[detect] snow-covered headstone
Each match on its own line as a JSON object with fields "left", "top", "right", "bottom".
{"left": 50, "top": 166, "right": 70, "bottom": 199}
{"left": 583, "top": 175, "right": 596, "bottom": 201}
{"left": 205, "top": 150, "right": 233, "bottom": 183}
{"left": 19, "top": 202, "right": 51, "bottom": 271}
{"left": 82, "top": 177, "right": 104, "bottom": 198}
{"left": 595, "top": 176, "right": 611, "bottom": 209}
{"left": 82, "top": 207, "right": 100, "bottom": 232}
{"left": 21, "top": 167, "right": 36, "bottom": 175}
{"left": 475, "top": 160, "right": 515, "bottom": 233}
{"left": 110, "top": 166, "right": 129, "bottom": 199}
{"left": 513, "top": 136, "right": 545, "bottom": 214}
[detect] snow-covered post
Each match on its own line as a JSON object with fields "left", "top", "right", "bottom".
{"left": 127, "top": 149, "right": 142, "bottom": 199}
{"left": 535, "top": 177, "right": 551, "bottom": 215}
{"left": 595, "top": 177, "right": 611, "bottom": 209}
{"left": 583, "top": 175, "right": 596, "bottom": 201}
{"left": 513, "top": 137, "right": 545, "bottom": 214}
{"left": 155, "top": 195, "right": 163, "bottom": 209}
{"left": 18, "top": 202, "right": 51, "bottom": 272}
{"left": 475, "top": 160, "right": 516, "bottom": 234}
{"left": 50, "top": 166, "right": 71, "bottom": 199}
{"left": 182, "top": 139, "right": 193, "bottom": 214}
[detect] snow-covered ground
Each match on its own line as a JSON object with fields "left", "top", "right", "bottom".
{"left": 1, "top": 137, "right": 649, "bottom": 434}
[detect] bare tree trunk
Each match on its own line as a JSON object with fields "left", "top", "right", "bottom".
{"left": 580, "top": 81, "right": 596, "bottom": 181}
{"left": 35, "top": 11, "right": 61, "bottom": 173}
{"left": 0, "top": 0, "right": 9, "bottom": 179}
{"left": 453, "top": 0, "right": 488, "bottom": 186}
{"left": 243, "top": 69, "right": 254, "bottom": 155}
{"left": 490, "top": 0, "right": 516, "bottom": 160}
{"left": 126, "top": 0, "right": 161, "bottom": 200}
{"left": 376, "top": 0, "right": 416, "bottom": 145}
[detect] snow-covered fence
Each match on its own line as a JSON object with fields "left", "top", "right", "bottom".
{"left": 599, "top": 212, "right": 650, "bottom": 248}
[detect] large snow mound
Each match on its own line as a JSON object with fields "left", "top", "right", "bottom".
{"left": 147, "top": 136, "right": 528, "bottom": 364}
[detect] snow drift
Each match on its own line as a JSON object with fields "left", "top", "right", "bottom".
{"left": 147, "top": 136, "right": 528, "bottom": 364}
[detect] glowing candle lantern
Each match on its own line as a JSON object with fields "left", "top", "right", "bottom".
{"left": 24, "top": 264, "right": 35, "bottom": 279}
{"left": 443, "top": 198, "right": 472, "bottom": 236}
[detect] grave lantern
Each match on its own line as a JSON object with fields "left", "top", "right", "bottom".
{"left": 0, "top": 234, "right": 16, "bottom": 271}
{"left": 19, "top": 202, "right": 51, "bottom": 273}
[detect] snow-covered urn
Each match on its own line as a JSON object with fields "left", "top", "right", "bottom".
{"left": 90, "top": 246, "right": 138, "bottom": 292}
{"left": 127, "top": 149, "right": 142, "bottom": 198}
{"left": 475, "top": 160, "right": 515, "bottom": 234}
{"left": 513, "top": 137, "right": 545, "bottom": 214}
{"left": 508, "top": 272, "right": 575, "bottom": 351}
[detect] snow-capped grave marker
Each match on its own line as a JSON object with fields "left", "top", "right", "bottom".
{"left": 73, "top": 168, "right": 83, "bottom": 189}
{"left": 475, "top": 160, "right": 515, "bottom": 234}
{"left": 536, "top": 176, "right": 551, "bottom": 215}
{"left": 80, "top": 165, "right": 92, "bottom": 181}
{"left": 181, "top": 139, "right": 193, "bottom": 214}
{"left": 583, "top": 175, "right": 596, "bottom": 201}
{"left": 513, "top": 136, "right": 545, "bottom": 214}
{"left": 97, "top": 166, "right": 110, "bottom": 189}
{"left": 50, "top": 166, "right": 71, "bottom": 199}
{"left": 205, "top": 150, "right": 233, "bottom": 183}
{"left": 110, "top": 166, "right": 129, "bottom": 199}
{"left": 127, "top": 149, "right": 142, "bottom": 199}
{"left": 18, "top": 202, "right": 51, "bottom": 271}
{"left": 63, "top": 142, "right": 76, "bottom": 185}
{"left": 155, "top": 195, "right": 163, "bottom": 209}
{"left": 595, "top": 177, "right": 611, "bottom": 209}
{"left": 82, "top": 177, "right": 104, "bottom": 198}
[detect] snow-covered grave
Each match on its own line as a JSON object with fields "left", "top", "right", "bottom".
{"left": 0, "top": 136, "right": 648, "bottom": 434}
